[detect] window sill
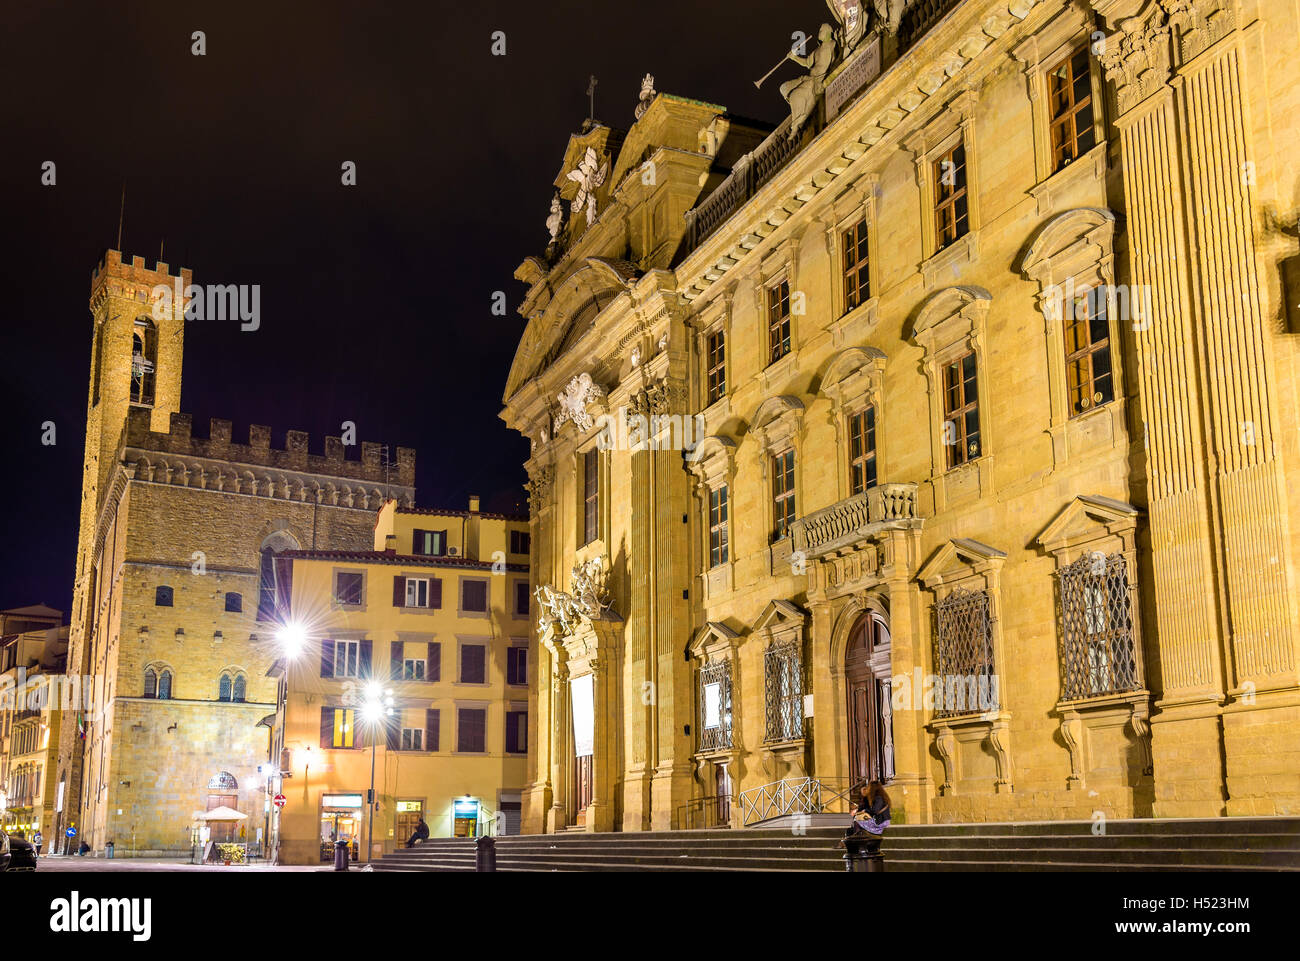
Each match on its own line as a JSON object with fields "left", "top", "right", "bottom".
{"left": 759, "top": 349, "right": 800, "bottom": 393}
{"left": 829, "top": 296, "right": 879, "bottom": 349}
{"left": 921, "top": 231, "right": 979, "bottom": 291}
{"left": 1029, "top": 141, "right": 1107, "bottom": 216}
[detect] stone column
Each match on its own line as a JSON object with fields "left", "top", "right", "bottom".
{"left": 1092, "top": 0, "right": 1300, "bottom": 815}
{"left": 882, "top": 531, "right": 933, "bottom": 824}
{"left": 546, "top": 649, "right": 569, "bottom": 834}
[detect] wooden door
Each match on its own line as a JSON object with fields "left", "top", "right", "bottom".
{"left": 846, "top": 614, "right": 892, "bottom": 789}
{"left": 714, "top": 764, "right": 732, "bottom": 826}
{"left": 573, "top": 754, "right": 593, "bottom": 824}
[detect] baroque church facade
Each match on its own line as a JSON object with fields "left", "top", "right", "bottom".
{"left": 502, "top": 0, "right": 1300, "bottom": 831}
{"left": 55, "top": 250, "right": 415, "bottom": 854}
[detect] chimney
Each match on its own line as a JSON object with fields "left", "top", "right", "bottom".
{"left": 468, "top": 494, "right": 481, "bottom": 513}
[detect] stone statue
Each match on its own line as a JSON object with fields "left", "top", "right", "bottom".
{"left": 780, "top": 23, "right": 837, "bottom": 141}
{"left": 545, "top": 192, "right": 564, "bottom": 242}
{"left": 566, "top": 146, "right": 609, "bottom": 227}
{"left": 635, "top": 73, "right": 657, "bottom": 120}
{"left": 534, "top": 555, "right": 613, "bottom": 638}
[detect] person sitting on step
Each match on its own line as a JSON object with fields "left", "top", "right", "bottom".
{"left": 840, "top": 781, "right": 891, "bottom": 850}
{"left": 406, "top": 817, "right": 430, "bottom": 848}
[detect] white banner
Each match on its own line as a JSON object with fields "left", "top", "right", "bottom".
{"left": 571, "top": 673, "right": 594, "bottom": 757}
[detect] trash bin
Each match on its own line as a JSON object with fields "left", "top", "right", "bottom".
{"left": 106, "top": 841, "right": 115, "bottom": 860}
{"left": 333, "top": 839, "right": 350, "bottom": 872}
{"left": 842, "top": 834, "right": 883, "bottom": 873}
{"left": 475, "top": 835, "right": 496, "bottom": 872}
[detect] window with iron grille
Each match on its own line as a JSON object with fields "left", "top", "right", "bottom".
{"left": 697, "top": 659, "right": 733, "bottom": 752}
{"left": 1063, "top": 287, "right": 1114, "bottom": 417}
{"left": 705, "top": 329, "right": 726, "bottom": 405}
{"left": 771, "top": 449, "right": 796, "bottom": 540}
{"left": 933, "top": 588, "right": 998, "bottom": 718}
{"left": 842, "top": 218, "right": 870, "bottom": 311}
{"left": 1058, "top": 552, "right": 1139, "bottom": 700}
{"left": 582, "top": 448, "right": 600, "bottom": 545}
{"left": 763, "top": 641, "right": 804, "bottom": 742}
{"left": 942, "top": 351, "right": 981, "bottom": 468}
{"left": 848, "top": 405, "right": 878, "bottom": 494}
{"left": 767, "top": 280, "right": 791, "bottom": 364}
{"left": 708, "top": 485, "right": 729, "bottom": 568}
{"left": 933, "top": 141, "right": 969, "bottom": 250}
{"left": 1048, "top": 46, "right": 1096, "bottom": 173}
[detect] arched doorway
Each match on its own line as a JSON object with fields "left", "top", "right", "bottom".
{"left": 845, "top": 612, "right": 894, "bottom": 792}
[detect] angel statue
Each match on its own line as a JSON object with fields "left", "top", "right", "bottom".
{"left": 780, "top": 23, "right": 837, "bottom": 141}
{"left": 567, "top": 146, "right": 609, "bottom": 227}
{"left": 545, "top": 192, "right": 564, "bottom": 243}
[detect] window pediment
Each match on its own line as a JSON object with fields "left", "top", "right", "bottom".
{"left": 821, "top": 346, "right": 887, "bottom": 412}
{"left": 1036, "top": 494, "right": 1140, "bottom": 557}
{"left": 690, "top": 621, "right": 740, "bottom": 661}
{"left": 751, "top": 599, "right": 807, "bottom": 645}
{"left": 917, "top": 537, "right": 1006, "bottom": 590}
{"left": 1020, "top": 207, "right": 1118, "bottom": 297}
{"left": 751, "top": 395, "right": 805, "bottom": 455}
{"left": 686, "top": 434, "right": 736, "bottom": 491}
{"left": 909, "top": 285, "right": 992, "bottom": 356}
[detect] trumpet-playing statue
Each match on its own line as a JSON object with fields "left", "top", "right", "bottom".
{"left": 779, "top": 23, "right": 837, "bottom": 141}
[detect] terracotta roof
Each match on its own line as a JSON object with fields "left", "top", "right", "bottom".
{"left": 396, "top": 506, "right": 528, "bottom": 522}
{"left": 280, "top": 549, "right": 528, "bottom": 573}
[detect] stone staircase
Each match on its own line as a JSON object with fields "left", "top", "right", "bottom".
{"left": 371, "top": 817, "right": 1300, "bottom": 872}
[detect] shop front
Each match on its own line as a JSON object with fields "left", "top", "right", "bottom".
{"left": 319, "top": 793, "right": 364, "bottom": 862}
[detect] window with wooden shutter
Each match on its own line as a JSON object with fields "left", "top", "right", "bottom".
{"left": 767, "top": 279, "right": 791, "bottom": 364}
{"left": 933, "top": 141, "right": 969, "bottom": 250}
{"left": 514, "top": 581, "right": 530, "bottom": 617}
{"left": 506, "top": 709, "right": 527, "bottom": 754}
{"left": 461, "top": 644, "right": 486, "bottom": 684}
{"left": 429, "top": 578, "right": 443, "bottom": 609}
{"left": 507, "top": 647, "right": 527, "bottom": 686}
{"left": 457, "top": 708, "right": 486, "bottom": 753}
{"left": 771, "top": 449, "right": 796, "bottom": 540}
{"left": 390, "top": 641, "right": 403, "bottom": 681}
{"left": 393, "top": 576, "right": 405, "bottom": 608}
{"left": 705, "top": 328, "right": 726, "bottom": 404}
{"left": 358, "top": 639, "right": 372, "bottom": 678}
{"left": 461, "top": 579, "right": 488, "bottom": 613}
{"left": 320, "top": 707, "right": 334, "bottom": 749}
{"left": 320, "top": 639, "right": 335, "bottom": 678}
{"left": 942, "top": 351, "right": 981, "bottom": 468}
{"left": 1048, "top": 46, "right": 1096, "bottom": 173}
{"left": 387, "top": 718, "right": 401, "bottom": 750}
{"left": 427, "top": 642, "right": 441, "bottom": 681}
{"left": 582, "top": 449, "right": 600, "bottom": 545}
{"left": 335, "top": 572, "right": 364, "bottom": 606}
{"left": 425, "top": 709, "right": 440, "bottom": 752}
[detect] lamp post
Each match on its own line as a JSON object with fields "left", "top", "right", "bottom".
{"left": 360, "top": 682, "right": 394, "bottom": 863}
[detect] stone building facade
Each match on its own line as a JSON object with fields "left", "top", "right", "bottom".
{"left": 55, "top": 250, "right": 415, "bottom": 855}
{"left": 502, "top": 0, "right": 1300, "bottom": 830}
{"left": 269, "top": 499, "right": 531, "bottom": 863}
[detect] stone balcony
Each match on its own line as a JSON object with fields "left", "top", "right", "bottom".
{"left": 790, "top": 483, "right": 922, "bottom": 560}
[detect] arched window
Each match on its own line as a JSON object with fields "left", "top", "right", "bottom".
{"left": 158, "top": 670, "right": 173, "bottom": 700}
{"left": 155, "top": 586, "right": 174, "bottom": 607}
{"left": 224, "top": 592, "right": 242, "bottom": 613}
{"left": 144, "top": 668, "right": 157, "bottom": 698}
{"left": 257, "top": 530, "right": 299, "bottom": 621}
{"left": 208, "top": 771, "right": 238, "bottom": 791}
{"left": 219, "top": 673, "right": 232, "bottom": 701}
{"left": 130, "top": 317, "right": 158, "bottom": 405}
{"left": 232, "top": 675, "right": 246, "bottom": 702}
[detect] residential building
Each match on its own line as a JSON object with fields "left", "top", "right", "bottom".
{"left": 267, "top": 497, "right": 531, "bottom": 863}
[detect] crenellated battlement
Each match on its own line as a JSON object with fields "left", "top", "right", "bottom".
{"left": 121, "top": 407, "right": 417, "bottom": 487}
{"left": 90, "top": 248, "right": 192, "bottom": 297}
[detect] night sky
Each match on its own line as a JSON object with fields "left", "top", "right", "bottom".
{"left": 0, "top": 0, "right": 819, "bottom": 615}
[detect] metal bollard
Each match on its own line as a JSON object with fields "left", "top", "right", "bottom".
{"left": 842, "top": 834, "right": 884, "bottom": 873}
{"left": 333, "top": 839, "right": 350, "bottom": 872}
{"left": 475, "top": 835, "right": 497, "bottom": 872}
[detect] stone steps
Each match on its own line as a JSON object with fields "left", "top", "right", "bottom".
{"left": 371, "top": 816, "right": 1300, "bottom": 872}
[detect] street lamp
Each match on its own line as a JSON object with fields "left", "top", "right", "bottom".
{"left": 275, "top": 621, "right": 307, "bottom": 660}
{"left": 360, "top": 681, "right": 393, "bottom": 863}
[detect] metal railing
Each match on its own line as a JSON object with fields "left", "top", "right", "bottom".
{"left": 737, "top": 777, "right": 857, "bottom": 827}
{"left": 677, "top": 794, "right": 735, "bottom": 830}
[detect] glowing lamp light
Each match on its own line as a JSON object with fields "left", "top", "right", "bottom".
{"left": 276, "top": 622, "right": 307, "bottom": 659}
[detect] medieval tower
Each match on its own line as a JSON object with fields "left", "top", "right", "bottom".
{"left": 55, "top": 250, "right": 416, "bottom": 854}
